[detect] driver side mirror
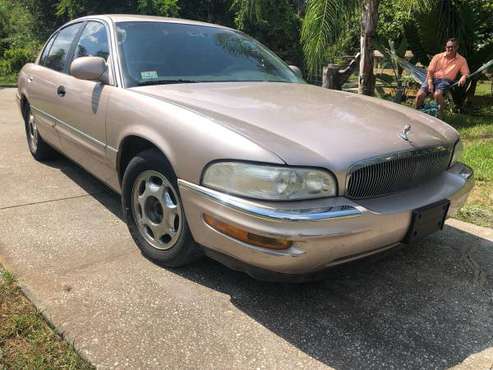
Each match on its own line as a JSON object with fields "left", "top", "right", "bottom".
{"left": 289, "top": 65, "right": 303, "bottom": 79}
{"left": 70, "top": 56, "right": 109, "bottom": 84}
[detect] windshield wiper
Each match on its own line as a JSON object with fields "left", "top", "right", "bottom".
{"left": 137, "top": 79, "right": 199, "bottom": 86}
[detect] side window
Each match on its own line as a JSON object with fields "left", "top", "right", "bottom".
{"left": 39, "top": 36, "right": 56, "bottom": 66}
{"left": 74, "top": 22, "right": 109, "bottom": 61}
{"left": 44, "top": 23, "right": 82, "bottom": 72}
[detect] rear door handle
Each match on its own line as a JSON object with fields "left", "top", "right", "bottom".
{"left": 57, "top": 85, "right": 66, "bottom": 97}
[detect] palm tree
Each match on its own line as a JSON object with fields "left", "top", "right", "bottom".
{"left": 301, "top": 0, "right": 380, "bottom": 96}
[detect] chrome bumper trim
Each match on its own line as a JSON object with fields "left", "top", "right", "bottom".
{"left": 449, "top": 163, "right": 474, "bottom": 180}
{"left": 178, "top": 179, "right": 363, "bottom": 222}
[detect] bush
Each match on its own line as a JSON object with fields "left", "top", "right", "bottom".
{"left": 0, "top": 44, "right": 40, "bottom": 75}
{"left": 0, "top": 59, "right": 10, "bottom": 75}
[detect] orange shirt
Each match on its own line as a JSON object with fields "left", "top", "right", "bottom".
{"left": 428, "top": 52, "right": 469, "bottom": 81}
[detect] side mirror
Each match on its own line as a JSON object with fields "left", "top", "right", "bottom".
{"left": 70, "top": 56, "right": 109, "bottom": 84}
{"left": 289, "top": 65, "right": 303, "bottom": 79}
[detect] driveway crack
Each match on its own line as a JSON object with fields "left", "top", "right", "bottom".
{"left": 0, "top": 192, "right": 107, "bottom": 211}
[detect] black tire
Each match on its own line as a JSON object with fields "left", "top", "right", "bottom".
{"left": 23, "top": 103, "right": 57, "bottom": 161}
{"left": 121, "top": 148, "right": 202, "bottom": 267}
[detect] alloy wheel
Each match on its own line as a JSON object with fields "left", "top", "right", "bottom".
{"left": 131, "top": 170, "right": 183, "bottom": 250}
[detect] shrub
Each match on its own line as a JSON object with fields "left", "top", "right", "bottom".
{"left": 0, "top": 43, "right": 40, "bottom": 76}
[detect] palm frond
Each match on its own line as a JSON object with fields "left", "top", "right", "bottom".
{"left": 301, "top": 0, "right": 359, "bottom": 74}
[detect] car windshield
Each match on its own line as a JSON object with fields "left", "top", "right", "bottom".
{"left": 116, "top": 21, "right": 304, "bottom": 87}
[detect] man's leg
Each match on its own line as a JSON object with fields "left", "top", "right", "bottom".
{"left": 433, "top": 90, "right": 445, "bottom": 116}
{"left": 415, "top": 88, "right": 428, "bottom": 109}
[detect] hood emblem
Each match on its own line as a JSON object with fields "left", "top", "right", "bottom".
{"left": 400, "top": 124, "right": 411, "bottom": 141}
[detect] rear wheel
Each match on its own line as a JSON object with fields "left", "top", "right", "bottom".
{"left": 23, "top": 103, "right": 57, "bottom": 161}
{"left": 122, "top": 149, "right": 202, "bottom": 266}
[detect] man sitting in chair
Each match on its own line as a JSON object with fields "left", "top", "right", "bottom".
{"left": 415, "top": 38, "right": 469, "bottom": 115}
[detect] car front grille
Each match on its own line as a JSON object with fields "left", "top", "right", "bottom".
{"left": 346, "top": 145, "right": 452, "bottom": 199}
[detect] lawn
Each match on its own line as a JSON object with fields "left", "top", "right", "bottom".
{"left": 0, "top": 267, "right": 93, "bottom": 369}
{"left": 442, "top": 81, "right": 493, "bottom": 227}
{"left": 0, "top": 74, "right": 17, "bottom": 86}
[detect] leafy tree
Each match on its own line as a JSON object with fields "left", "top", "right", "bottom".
{"left": 137, "top": 0, "right": 180, "bottom": 17}
{"left": 56, "top": 0, "right": 179, "bottom": 18}
{"left": 178, "top": 0, "right": 234, "bottom": 25}
{"left": 232, "top": 0, "right": 303, "bottom": 66}
{"left": 376, "top": 0, "right": 412, "bottom": 44}
{"left": 19, "top": 0, "right": 61, "bottom": 40}
{"left": 0, "top": 0, "right": 41, "bottom": 76}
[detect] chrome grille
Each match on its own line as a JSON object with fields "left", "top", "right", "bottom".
{"left": 346, "top": 146, "right": 452, "bottom": 199}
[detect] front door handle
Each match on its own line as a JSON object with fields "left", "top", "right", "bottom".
{"left": 57, "top": 85, "right": 66, "bottom": 97}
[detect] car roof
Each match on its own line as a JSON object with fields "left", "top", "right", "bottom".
{"left": 71, "top": 14, "right": 231, "bottom": 30}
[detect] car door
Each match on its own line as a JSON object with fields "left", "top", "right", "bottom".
{"left": 25, "top": 23, "right": 84, "bottom": 151}
{"left": 54, "top": 20, "right": 115, "bottom": 182}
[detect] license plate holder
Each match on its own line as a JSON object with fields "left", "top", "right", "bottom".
{"left": 404, "top": 200, "right": 450, "bottom": 243}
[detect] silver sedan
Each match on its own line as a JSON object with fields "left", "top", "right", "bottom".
{"left": 16, "top": 14, "right": 473, "bottom": 280}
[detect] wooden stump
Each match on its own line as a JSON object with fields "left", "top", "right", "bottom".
{"left": 322, "top": 53, "right": 361, "bottom": 91}
{"left": 322, "top": 64, "right": 343, "bottom": 90}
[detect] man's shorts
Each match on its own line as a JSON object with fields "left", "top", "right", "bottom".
{"left": 420, "top": 78, "right": 453, "bottom": 94}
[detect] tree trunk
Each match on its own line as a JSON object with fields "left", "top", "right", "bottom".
{"left": 358, "top": 0, "right": 380, "bottom": 96}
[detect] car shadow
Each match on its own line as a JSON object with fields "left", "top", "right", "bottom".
{"left": 41, "top": 156, "right": 124, "bottom": 219}
{"left": 47, "top": 155, "right": 493, "bottom": 369}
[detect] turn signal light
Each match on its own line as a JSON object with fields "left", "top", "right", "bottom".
{"left": 203, "top": 214, "right": 292, "bottom": 250}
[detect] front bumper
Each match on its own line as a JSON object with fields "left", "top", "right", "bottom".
{"left": 179, "top": 163, "right": 474, "bottom": 276}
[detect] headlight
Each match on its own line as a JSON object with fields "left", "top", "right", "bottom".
{"left": 450, "top": 140, "right": 464, "bottom": 166}
{"left": 202, "top": 162, "right": 337, "bottom": 200}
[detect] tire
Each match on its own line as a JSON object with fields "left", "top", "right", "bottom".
{"left": 121, "top": 149, "right": 202, "bottom": 267}
{"left": 23, "top": 103, "right": 57, "bottom": 161}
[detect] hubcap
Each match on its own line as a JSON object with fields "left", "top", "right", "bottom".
{"left": 28, "top": 113, "right": 38, "bottom": 152}
{"left": 131, "top": 170, "right": 183, "bottom": 250}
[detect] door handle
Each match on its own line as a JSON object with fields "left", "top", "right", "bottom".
{"left": 27, "top": 75, "right": 34, "bottom": 83}
{"left": 57, "top": 85, "right": 66, "bottom": 97}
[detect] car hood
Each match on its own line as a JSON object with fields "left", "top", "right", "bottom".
{"left": 130, "top": 82, "right": 458, "bottom": 172}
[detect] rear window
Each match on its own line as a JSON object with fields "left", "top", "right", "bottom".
{"left": 39, "top": 36, "right": 56, "bottom": 66}
{"left": 43, "top": 23, "right": 82, "bottom": 72}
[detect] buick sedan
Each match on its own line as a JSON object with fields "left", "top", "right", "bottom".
{"left": 17, "top": 15, "right": 473, "bottom": 280}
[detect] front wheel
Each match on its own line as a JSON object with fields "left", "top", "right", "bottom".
{"left": 121, "top": 149, "right": 202, "bottom": 266}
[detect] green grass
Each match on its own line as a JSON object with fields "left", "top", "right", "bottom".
{"left": 462, "top": 141, "right": 493, "bottom": 181}
{"left": 0, "top": 74, "right": 17, "bottom": 86}
{"left": 441, "top": 81, "right": 493, "bottom": 227}
{"left": 0, "top": 267, "right": 94, "bottom": 369}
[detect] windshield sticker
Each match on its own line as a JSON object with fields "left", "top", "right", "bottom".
{"left": 140, "top": 71, "right": 158, "bottom": 80}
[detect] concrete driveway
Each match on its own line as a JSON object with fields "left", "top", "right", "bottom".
{"left": 1, "top": 87, "right": 492, "bottom": 369}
